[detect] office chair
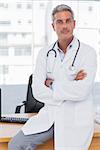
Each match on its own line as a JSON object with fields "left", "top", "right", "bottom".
{"left": 15, "top": 74, "right": 44, "bottom": 113}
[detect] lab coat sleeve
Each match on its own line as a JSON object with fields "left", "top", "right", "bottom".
{"left": 32, "top": 48, "right": 53, "bottom": 104}
{"left": 53, "top": 48, "right": 97, "bottom": 102}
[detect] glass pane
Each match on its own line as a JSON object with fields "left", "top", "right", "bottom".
{"left": 0, "top": 0, "right": 33, "bottom": 84}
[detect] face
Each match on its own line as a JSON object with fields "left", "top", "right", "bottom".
{"left": 52, "top": 11, "right": 75, "bottom": 41}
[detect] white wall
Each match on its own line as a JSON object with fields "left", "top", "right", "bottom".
{"left": 0, "top": 84, "right": 27, "bottom": 114}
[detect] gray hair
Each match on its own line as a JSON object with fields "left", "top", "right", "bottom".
{"left": 52, "top": 4, "right": 74, "bottom": 22}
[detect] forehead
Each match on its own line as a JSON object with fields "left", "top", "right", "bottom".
{"left": 54, "top": 11, "right": 72, "bottom": 20}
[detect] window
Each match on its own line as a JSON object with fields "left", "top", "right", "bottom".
{"left": 0, "top": 0, "right": 33, "bottom": 84}
{"left": 0, "top": 0, "right": 100, "bottom": 84}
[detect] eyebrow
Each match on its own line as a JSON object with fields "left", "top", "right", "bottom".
{"left": 55, "top": 18, "right": 73, "bottom": 22}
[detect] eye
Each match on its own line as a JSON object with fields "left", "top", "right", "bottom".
{"left": 56, "top": 19, "right": 63, "bottom": 24}
{"left": 66, "top": 18, "right": 73, "bottom": 24}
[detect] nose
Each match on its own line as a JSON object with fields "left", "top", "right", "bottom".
{"left": 62, "top": 21, "right": 68, "bottom": 28}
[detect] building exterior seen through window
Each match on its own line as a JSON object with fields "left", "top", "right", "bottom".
{"left": 0, "top": 0, "right": 100, "bottom": 84}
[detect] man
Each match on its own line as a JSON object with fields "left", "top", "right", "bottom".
{"left": 8, "top": 4, "right": 97, "bottom": 150}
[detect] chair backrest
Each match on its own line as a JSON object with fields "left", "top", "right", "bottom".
{"left": 25, "top": 74, "right": 44, "bottom": 113}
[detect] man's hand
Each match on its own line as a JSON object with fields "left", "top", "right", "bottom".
{"left": 45, "top": 78, "right": 54, "bottom": 87}
{"left": 74, "top": 70, "right": 87, "bottom": 81}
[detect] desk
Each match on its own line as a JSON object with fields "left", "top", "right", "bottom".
{"left": 0, "top": 113, "right": 53, "bottom": 150}
{"left": 0, "top": 114, "right": 100, "bottom": 150}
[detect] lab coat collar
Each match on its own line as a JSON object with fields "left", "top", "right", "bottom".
{"left": 48, "top": 37, "right": 79, "bottom": 65}
{"left": 56, "top": 36, "right": 76, "bottom": 53}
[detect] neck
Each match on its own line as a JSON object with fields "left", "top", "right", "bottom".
{"left": 58, "top": 36, "right": 74, "bottom": 53}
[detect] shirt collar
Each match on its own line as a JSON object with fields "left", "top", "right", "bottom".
{"left": 56, "top": 36, "right": 76, "bottom": 53}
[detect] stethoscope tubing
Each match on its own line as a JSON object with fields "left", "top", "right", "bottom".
{"left": 47, "top": 42, "right": 57, "bottom": 57}
{"left": 71, "top": 39, "right": 80, "bottom": 67}
{"left": 46, "top": 39, "right": 80, "bottom": 70}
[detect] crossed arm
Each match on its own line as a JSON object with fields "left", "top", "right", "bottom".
{"left": 45, "top": 70, "right": 87, "bottom": 88}
{"left": 33, "top": 47, "right": 97, "bottom": 104}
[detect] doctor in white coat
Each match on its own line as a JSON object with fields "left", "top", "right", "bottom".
{"left": 8, "top": 4, "right": 97, "bottom": 150}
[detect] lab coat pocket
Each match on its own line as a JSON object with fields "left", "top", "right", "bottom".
{"left": 74, "top": 101, "right": 94, "bottom": 126}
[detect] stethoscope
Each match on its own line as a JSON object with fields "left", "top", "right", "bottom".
{"left": 46, "top": 39, "right": 80, "bottom": 75}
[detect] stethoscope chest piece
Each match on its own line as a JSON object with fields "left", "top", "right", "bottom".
{"left": 69, "top": 65, "right": 75, "bottom": 71}
{"left": 68, "top": 65, "right": 77, "bottom": 81}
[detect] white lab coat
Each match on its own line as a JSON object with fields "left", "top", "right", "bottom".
{"left": 22, "top": 37, "right": 97, "bottom": 150}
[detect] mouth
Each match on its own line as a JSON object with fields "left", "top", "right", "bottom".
{"left": 61, "top": 29, "right": 69, "bottom": 34}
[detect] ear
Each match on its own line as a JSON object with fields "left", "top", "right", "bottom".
{"left": 52, "top": 23, "right": 55, "bottom": 31}
{"left": 73, "top": 20, "right": 76, "bottom": 29}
